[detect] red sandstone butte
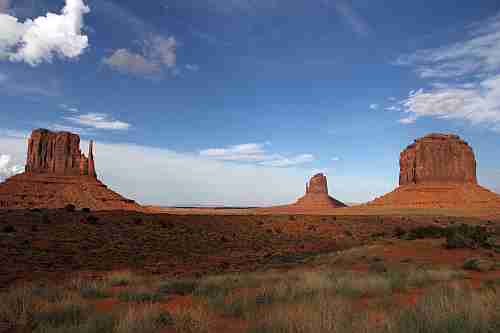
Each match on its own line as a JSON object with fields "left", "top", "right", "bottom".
{"left": 0, "top": 129, "right": 141, "bottom": 211}
{"left": 262, "top": 173, "right": 346, "bottom": 213}
{"left": 370, "top": 133, "right": 500, "bottom": 208}
{"left": 295, "top": 173, "right": 346, "bottom": 209}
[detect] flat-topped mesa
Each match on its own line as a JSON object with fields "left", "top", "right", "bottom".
{"left": 25, "top": 129, "right": 96, "bottom": 177}
{"left": 369, "top": 133, "right": 500, "bottom": 209}
{"left": 399, "top": 133, "right": 477, "bottom": 186}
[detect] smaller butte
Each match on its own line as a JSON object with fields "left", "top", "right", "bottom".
{"left": 369, "top": 133, "right": 500, "bottom": 209}
{"left": 263, "top": 173, "right": 346, "bottom": 213}
{"left": 294, "top": 173, "right": 347, "bottom": 209}
{"left": 0, "top": 129, "right": 142, "bottom": 211}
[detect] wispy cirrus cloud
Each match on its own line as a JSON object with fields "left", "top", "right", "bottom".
{"left": 330, "top": 0, "right": 371, "bottom": 37}
{"left": 200, "top": 143, "right": 314, "bottom": 167}
{"left": 393, "top": 13, "right": 500, "bottom": 131}
{"left": 64, "top": 113, "right": 131, "bottom": 130}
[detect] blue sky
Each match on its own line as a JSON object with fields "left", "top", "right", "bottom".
{"left": 0, "top": 0, "right": 499, "bottom": 206}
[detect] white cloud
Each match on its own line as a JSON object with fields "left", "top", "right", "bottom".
{"left": 0, "top": 134, "right": 316, "bottom": 206}
{"left": 331, "top": 157, "right": 340, "bottom": 161}
{"left": 59, "top": 104, "right": 79, "bottom": 113}
{"left": 0, "top": 0, "right": 90, "bottom": 66}
{"left": 369, "top": 104, "right": 379, "bottom": 110}
{"left": 398, "top": 76, "right": 500, "bottom": 128}
{"left": 200, "top": 143, "right": 314, "bottom": 167}
{"left": 395, "top": 13, "right": 500, "bottom": 130}
{"left": 65, "top": 113, "right": 130, "bottom": 130}
{"left": 103, "top": 36, "right": 177, "bottom": 76}
{"left": 385, "top": 106, "right": 401, "bottom": 112}
{"left": 103, "top": 49, "right": 160, "bottom": 75}
{"left": 260, "top": 154, "right": 314, "bottom": 167}
{"left": 397, "top": 13, "right": 500, "bottom": 79}
{"left": 0, "top": 154, "right": 23, "bottom": 180}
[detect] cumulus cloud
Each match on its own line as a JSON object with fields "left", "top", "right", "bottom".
{"left": 0, "top": 0, "right": 90, "bottom": 66}
{"left": 0, "top": 154, "right": 23, "bottom": 180}
{"left": 65, "top": 113, "right": 131, "bottom": 130}
{"left": 200, "top": 143, "right": 314, "bottom": 167}
{"left": 103, "top": 36, "right": 177, "bottom": 76}
{"left": 394, "top": 13, "right": 500, "bottom": 130}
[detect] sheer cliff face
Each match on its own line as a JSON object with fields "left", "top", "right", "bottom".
{"left": 306, "top": 173, "right": 329, "bottom": 194}
{"left": 0, "top": 129, "right": 140, "bottom": 211}
{"left": 25, "top": 129, "right": 96, "bottom": 177}
{"left": 399, "top": 134, "right": 477, "bottom": 186}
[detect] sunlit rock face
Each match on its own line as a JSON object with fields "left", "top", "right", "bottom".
{"left": 399, "top": 134, "right": 477, "bottom": 186}
{"left": 26, "top": 129, "right": 96, "bottom": 177}
{"left": 0, "top": 129, "right": 141, "bottom": 211}
{"left": 295, "top": 173, "right": 346, "bottom": 209}
{"left": 370, "top": 133, "right": 500, "bottom": 209}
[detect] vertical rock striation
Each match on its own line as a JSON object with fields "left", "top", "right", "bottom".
{"left": 0, "top": 129, "right": 140, "bottom": 211}
{"left": 399, "top": 134, "right": 477, "bottom": 186}
{"left": 294, "top": 173, "right": 346, "bottom": 209}
{"left": 370, "top": 133, "right": 499, "bottom": 208}
{"left": 25, "top": 129, "right": 96, "bottom": 177}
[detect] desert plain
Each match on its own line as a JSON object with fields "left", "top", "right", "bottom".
{"left": 0, "top": 129, "right": 499, "bottom": 333}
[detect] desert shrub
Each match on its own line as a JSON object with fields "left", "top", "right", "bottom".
{"left": 401, "top": 225, "right": 446, "bottom": 240}
{"left": 118, "top": 290, "right": 163, "bottom": 303}
{"left": 462, "top": 258, "right": 495, "bottom": 272}
{"left": 41, "top": 214, "right": 50, "bottom": 224}
{"left": 64, "top": 204, "right": 76, "bottom": 213}
{"left": 81, "top": 208, "right": 91, "bottom": 213}
{"left": 2, "top": 225, "right": 15, "bottom": 233}
{"left": 482, "top": 278, "right": 500, "bottom": 292}
{"left": 445, "top": 224, "right": 490, "bottom": 249}
{"left": 85, "top": 216, "right": 99, "bottom": 225}
{"left": 106, "top": 271, "right": 135, "bottom": 287}
{"left": 159, "top": 279, "right": 198, "bottom": 296}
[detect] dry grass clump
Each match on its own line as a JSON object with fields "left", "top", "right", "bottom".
{"left": 170, "top": 302, "right": 213, "bottom": 333}
{"left": 114, "top": 305, "right": 173, "bottom": 333}
{"left": 381, "top": 284, "right": 500, "bottom": 333}
{"left": 246, "top": 295, "right": 365, "bottom": 333}
{"left": 117, "top": 289, "right": 163, "bottom": 303}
